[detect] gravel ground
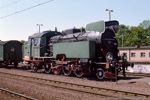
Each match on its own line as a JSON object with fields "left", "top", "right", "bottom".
{"left": 0, "top": 75, "right": 112, "bottom": 100}
{"left": 0, "top": 90, "right": 26, "bottom": 100}
{"left": 0, "top": 66, "right": 150, "bottom": 100}
{"left": 0, "top": 68, "right": 113, "bottom": 100}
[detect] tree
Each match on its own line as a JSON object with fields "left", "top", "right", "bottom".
{"left": 80, "top": 27, "right": 85, "bottom": 32}
{"left": 145, "top": 26, "right": 150, "bottom": 45}
{"left": 116, "top": 24, "right": 130, "bottom": 47}
{"left": 20, "top": 40, "right": 27, "bottom": 45}
{"left": 20, "top": 40, "right": 28, "bottom": 52}
{"left": 116, "top": 20, "right": 150, "bottom": 47}
{"left": 139, "top": 20, "right": 150, "bottom": 29}
{"left": 129, "top": 26, "right": 146, "bottom": 46}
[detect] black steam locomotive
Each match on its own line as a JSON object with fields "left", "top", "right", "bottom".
{"left": 24, "top": 20, "right": 132, "bottom": 80}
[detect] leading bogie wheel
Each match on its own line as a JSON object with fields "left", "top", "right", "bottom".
{"left": 96, "top": 68, "right": 104, "bottom": 80}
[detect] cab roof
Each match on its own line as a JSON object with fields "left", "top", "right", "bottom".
{"left": 29, "top": 31, "right": 52, "bottom": 38}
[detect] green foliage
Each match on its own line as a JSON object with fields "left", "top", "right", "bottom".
{"left": 139, "top": 20, "right": 150, "bottom": 29}
{"left": 20, "top": 40, "right": 28, "bottom": 52}
{"left": 80, "top": 27, "right": 85, "bottom": 32}
{"left": 116, "top": 20, "right": 150, "bottom": 47}
{"left": 20, "top": 40, "right": 28, "bottom": 45}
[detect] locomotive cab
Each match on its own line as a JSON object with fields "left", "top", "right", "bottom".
{"left": 24, "top": 31, "right": 61, "bottom": 64}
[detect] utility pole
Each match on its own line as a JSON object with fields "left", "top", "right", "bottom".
{"left": 122, "top": 32, "right": 124, "bottom": 47}
{"left": 37, "top": 24, "right": 43, "bottom": 33}
{"left": 105, "top": 9, "right": 113, "bottom": 21}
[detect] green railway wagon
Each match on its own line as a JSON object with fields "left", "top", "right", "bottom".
{"left": 53, "top": 41, "right": 96, "bottom": 59}
{"left": 0, "top": 40, "right": 22, "bottom": 67}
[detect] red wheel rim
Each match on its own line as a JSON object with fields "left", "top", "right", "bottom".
{"left": 62, "top": 65, "right": 72, "bottom": 76}
{"left": 44, "top": 63, "right": 51, "bottom": 74}
{"left": 74, "top": 67, "right": 84, "bottom": 78}
{"left": 54, "top": 67, "right": 61, "bottom": 75}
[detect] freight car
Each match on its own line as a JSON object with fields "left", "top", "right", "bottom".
{"left": 24, "top": 20, "right": 133, "bottom": 80}
{"left": 0, "top": 40, "right": 22, "bottom": 67}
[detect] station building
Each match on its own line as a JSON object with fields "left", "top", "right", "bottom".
{"left": 119, "top": 46, "right": 150, "bottom": 63}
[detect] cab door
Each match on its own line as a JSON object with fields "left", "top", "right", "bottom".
{"left": 24, "top": 39, "right": 32, "bottom": 61}
{"left": 32, "top": 38, "right": 40, "bottom": 57}
{"left": 24, "top": 45, "right": 31, "bottom": 61}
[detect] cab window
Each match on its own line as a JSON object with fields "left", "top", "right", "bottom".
{"left": 34, "top": 38, "right": 40, "bottom": 46}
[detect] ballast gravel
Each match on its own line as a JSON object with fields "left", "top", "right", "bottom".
{"left": 0, "top": 65, "right": 150, "bottom": 100}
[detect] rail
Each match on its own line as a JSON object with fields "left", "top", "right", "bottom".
{"left": 0, "top": 88, "right": 37, "bottom": 100}
{"left": 0, "top": 72, "right": 150, "bottom": 99}
{"left": 121, "top": 72, "right": 150, "bottom": 77}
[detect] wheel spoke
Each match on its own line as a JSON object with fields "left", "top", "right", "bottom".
{"left": 62, "top": 65, "right": 72, "bottom": 76}
{"left": 54, "top": 66, "right": 62, "bottom": 75}
{"left": 74, "top": 67, "right": 84, "bottom": 78}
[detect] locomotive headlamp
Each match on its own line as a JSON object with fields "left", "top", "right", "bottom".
{"left": 106, "top": 52, "right": 113, "bottom": 62}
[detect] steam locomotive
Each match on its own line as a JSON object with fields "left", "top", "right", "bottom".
{"left": 24, "top": 20, "right": 133, "bottom": 80}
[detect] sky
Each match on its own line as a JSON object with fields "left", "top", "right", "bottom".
{"left": 0, "top": 0, "right": 150, "bottom": 41}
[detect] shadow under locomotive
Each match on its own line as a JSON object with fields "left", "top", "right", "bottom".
{"left": 30, "top": 70, "right": 142, "bottom": 82}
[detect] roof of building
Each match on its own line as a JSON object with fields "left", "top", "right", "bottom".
{"left": 118, "top": 46, "right": 150, "bottom": 50}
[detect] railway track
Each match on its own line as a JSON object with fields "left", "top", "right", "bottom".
{"left": 0, "top": 72, "right": 150, "bottom": 100}
{"left": 119, "top": 72, "right": 150, "bottom": 78}
{"left": 0, "top": 88, "right": 37, "bottom": 100}
{"left": 125, "top": 72, "right": 150, "bottom": 77}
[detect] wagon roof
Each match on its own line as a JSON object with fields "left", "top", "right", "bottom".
{"left": 0, "top": 41, "right": 6, "bottom": 45}
{"left": 0, "top": 40, "right": 22, "bottom": 45}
